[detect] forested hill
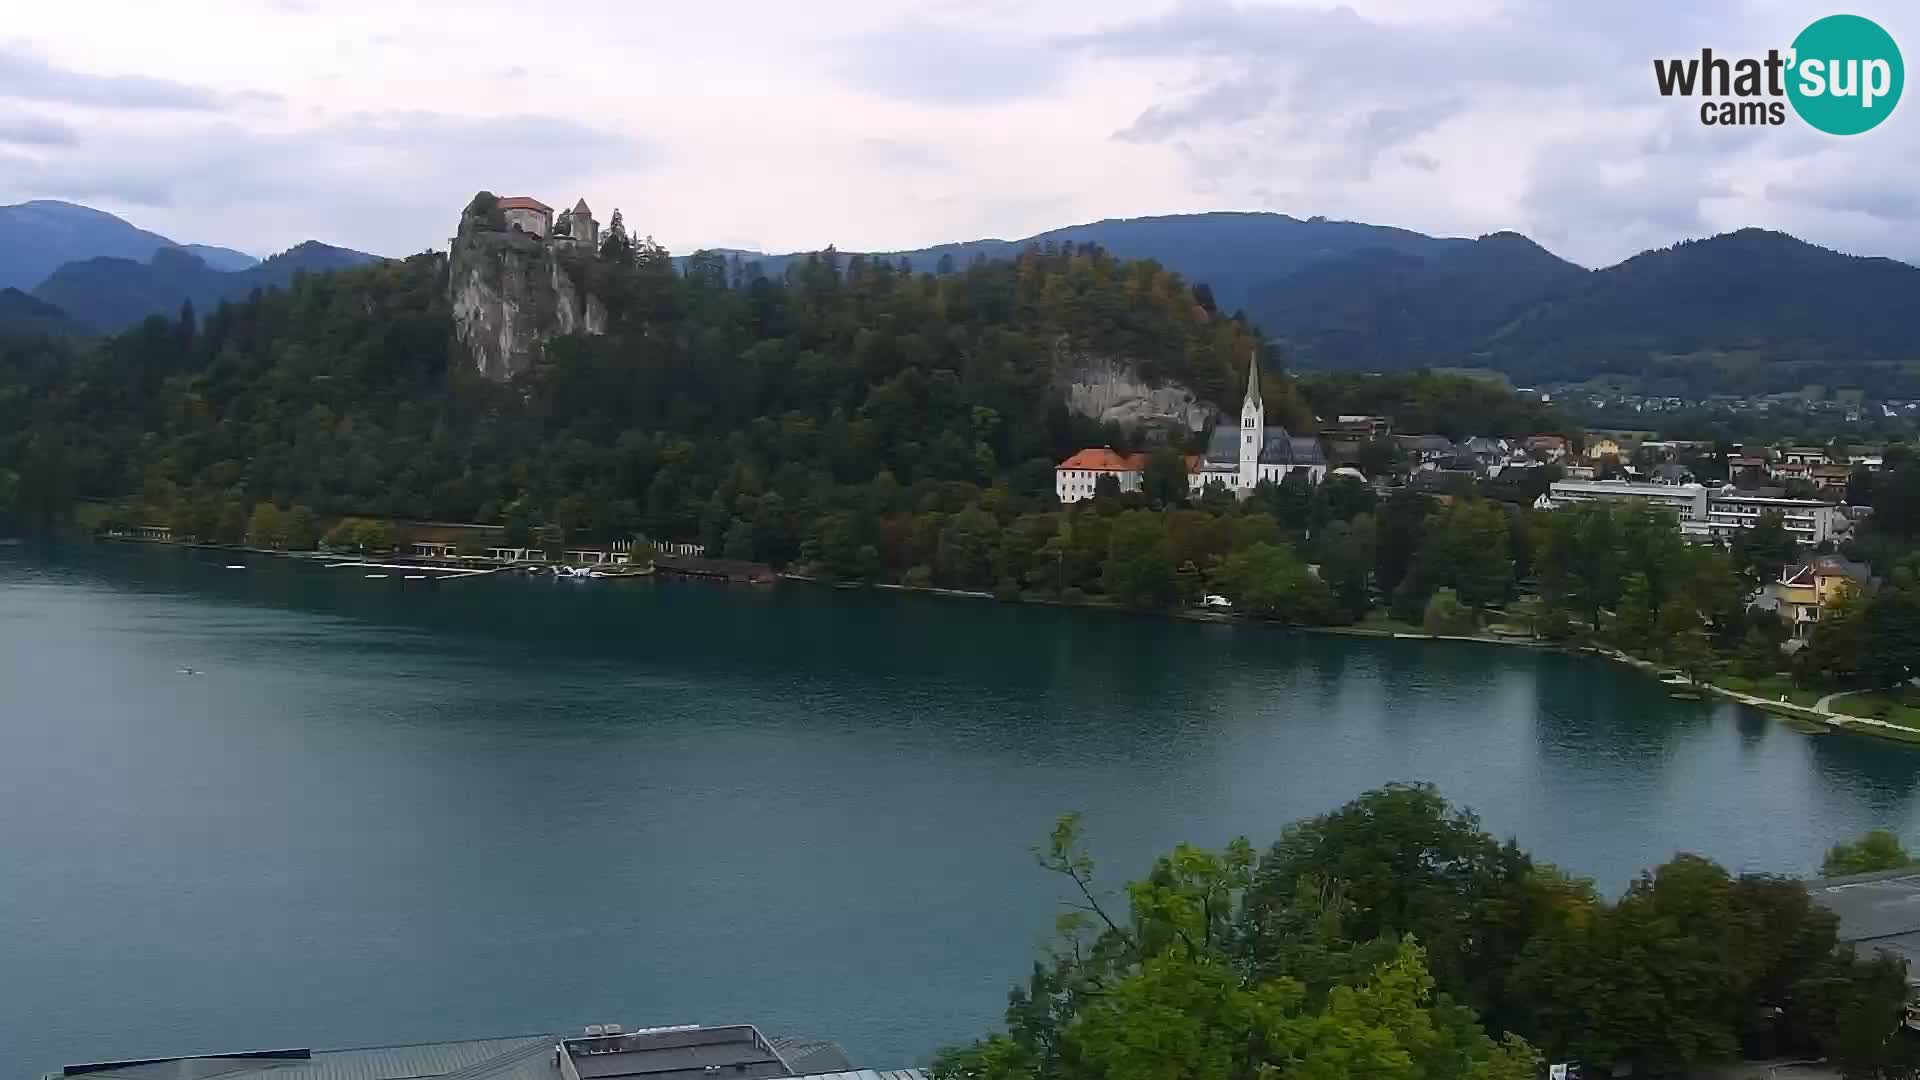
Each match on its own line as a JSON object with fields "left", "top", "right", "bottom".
{"left": 716, "top": 216, "right": 1919, "bottom": 394}
{"left": 1476, "top": 230, "right": 1920, "bottom": 394}
{"left": 1, "top": 241, "right": 1280, "bottom": 547}
{"left": 33, "top": 240, "right": 382, "bottom": 332}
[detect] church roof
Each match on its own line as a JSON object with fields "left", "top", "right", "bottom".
{"left": 496, "top": 196, "right": 551, "bottom": 213}
{"left": 1205, "top": 424, "right": 1323, "bottom": 466}
{"left": 573, "top": 198, "right": 593, "bottom": 216}
{"left": 1244, "top": 351, "right": 1262, "bottom": 407}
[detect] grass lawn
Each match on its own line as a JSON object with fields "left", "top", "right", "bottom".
{"left": 1354, "top": 611, "right": 1425, "bottom": 635}
{"left": 1833, "top": 690, "right": 1920, "bottom": 731}
{"left": 1713, "top": 674, "right": 1822, "bottom": 708}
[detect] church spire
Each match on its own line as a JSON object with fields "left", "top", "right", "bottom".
{"left": 1244, "top": 348, "right": 1262, "bottom": 408}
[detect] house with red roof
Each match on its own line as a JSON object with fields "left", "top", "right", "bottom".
{"left": 1055, "top": 448, "right": 1148, "bottom": 503}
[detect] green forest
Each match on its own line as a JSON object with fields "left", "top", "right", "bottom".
{"left": 930, "top": 786, "right": 1916, "bottom": 1080}
{"left": 8, "top": 233, "right": 1920, "bottom": 695}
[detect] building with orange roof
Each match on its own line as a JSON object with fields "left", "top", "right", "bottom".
{"left": 1055, "top": 447, "right": 1149, "bottom": 502}
{"left": 496, "top": 196, "right": 554, "bottom": 238}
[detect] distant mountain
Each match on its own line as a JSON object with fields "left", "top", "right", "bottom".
{"left": 0, "top": 287, "right": 83, "bottom": 339}
{"left": 181, "top": 244, "right": 261, "bottom": 272}
{"left": 714, "top": 213, "right": 1916, "bottom": 395}
{"left": 706, "top": 212, "right": 1463, "bottom": 315}
{"left": 1473, "top": 230, "right": 1920, "bottom": 395}
{"left": 0, "top": 200, "right": 257, "bottom": 291}
{"left": 34, "top": 240, "right": 383, "bottom": 331}
{"left": 1246, "top": 231, "right": 1589, "bottom": 369}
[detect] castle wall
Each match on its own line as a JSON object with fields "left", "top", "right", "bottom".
{"left": 504, "top": 208, "right": 549, "bottom": 238}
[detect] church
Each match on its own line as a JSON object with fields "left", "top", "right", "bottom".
{"left": 1053, "top": 352, "right": 1326, "bottom": 504}
{"left": 1186, "top": 351, "right": 1326, "bottom": 496}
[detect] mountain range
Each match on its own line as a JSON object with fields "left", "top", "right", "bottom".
{"left": 719, "top": 213, "right": 1919, "bottom": 396}
{"left": 7, "top": 200, "right": 1916, "bottom": 396}
{"left": 0, "top": 200, "right": 258, "bottom": 292}
{"left": 34, "top": 242, "right": 382, "bottom": 332}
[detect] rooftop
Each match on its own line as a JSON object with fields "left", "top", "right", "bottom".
{"left": 51, "top": 1026, "right": 923, "bottom": 1080}
{"left": 496, "top": 197, "right": 552, "bottom": 213}
{"left": 1809, "top": 867, "right": 1920, "bottom": 975}
{"left": 1057, "top": 447, "right": 1146, "bottom": 472}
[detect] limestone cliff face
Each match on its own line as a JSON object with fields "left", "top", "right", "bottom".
{"left": 1055, "top": 351, "right": 1213, "bottom": 434}
{"left": 449, "top": 220, "right": 605, "bottom": 381}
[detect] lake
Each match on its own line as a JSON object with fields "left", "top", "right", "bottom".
{"left": 4, "top": 541, "right": 1919, "bottom": 1076}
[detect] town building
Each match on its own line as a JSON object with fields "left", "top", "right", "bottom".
{"left": 1523, "top": 435, "right": 1568, "bottom": 461}
{"left": 1541, "top": 480, "right": 1848, "bottom": 546}
{"left": 1586, "top": 437, "right": 1624, "bottom": 460}
{"left": 1809, "top": 463, "right": 1853, "bottom": 492}
{"left": 1780, "top": 446, "right": 1829, "bottom": 466}
{"left": 1393, "top": 434, "right": 1456, "bottom": 464}
{"left": 1055, "top": 447, "right": 1147, "bottom": 503}
{"left": 1542, "top": 479, "right": 1711, "bottom": 538}
{"left": 1756, "top": 556, "right": 1874, "bottom": 638}
{"left": 46, "top": 1022, "right": 925, "bottom": 1080}
{"left": 1320, "top": 414, "right": 1393, "bottom": 454}
{"left": 1704, "top": 493, "right": 1847, "bottom": 546}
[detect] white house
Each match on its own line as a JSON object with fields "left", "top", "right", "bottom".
{"left": 1055, "top": 448, "right": 1148, "bottom": 503}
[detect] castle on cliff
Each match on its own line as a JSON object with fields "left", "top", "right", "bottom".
{"left": 491, "top": 195, "right": 600, "bottom": 250}
{"left": 450, "top": 191, "right": 610, "bottom": 381}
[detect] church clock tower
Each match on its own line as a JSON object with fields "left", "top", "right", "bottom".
{"left": 1239, "top": 350, "right": 1264, "bottom": 489}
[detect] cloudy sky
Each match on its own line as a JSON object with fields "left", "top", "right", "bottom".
{"left": 1, "top": 0, "right": 1914, "bottom": 268}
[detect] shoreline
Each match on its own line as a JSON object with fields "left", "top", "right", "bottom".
{"left": 64, "top": 533, "right": 1920, "bottom": 748}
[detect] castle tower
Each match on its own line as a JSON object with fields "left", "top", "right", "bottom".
{"left": 568, "top": 199, "right": 598, "bottom": 246}
{"left": 1239, "top": 349, "right": 1264, "bottom": 489}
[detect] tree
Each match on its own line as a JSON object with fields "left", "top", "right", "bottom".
{"left": 1803, "top": 582, "right": 1867, "bottom": 685}
{"left": 1822, "top": 829, "right": 1914, "bottom": 876}
{"left": 722, "top": 518, "right": 755, "bottom": 561}
{"left": 246, "top": 502, "right": 288, "bottom": 549}
{"left": 1102, "top": 511, "right": 1178, "bottom": 610}
{"left": 1422, "top": 588, "right": 1475, "bottom": 636}
{"left": 1140, "top": 447, "right": 1188, "bottom": 508}
{"left": 938, "top": 506, "right": 1001, "bottom": 589}
{"left": 1862, "top": 578, "right": 1920, "bottom": 688}
{"left": 285, "top": 506, "right": 320, "bottom": 550}
{"left": 1093, "top": 473, "right": 1121, "bottom": 500}
{"left": 1732, "top": 511, "right": 1799, "bottom": 585}
{"left": 1317, "top": 514, "right": 1377, "bottom": 620}
{"left": 1213, "top": 542, "right": 1339, "bottom": 624}
{"left": 1611, "top": 573, "right": 1655, "bottom": 651}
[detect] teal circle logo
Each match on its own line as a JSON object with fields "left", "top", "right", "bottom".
{"left": 1788, "top": 14, "right": 1903, "bottom": 134}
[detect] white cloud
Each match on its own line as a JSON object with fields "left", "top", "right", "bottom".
{"left": 0, "top": 0, "right": 1914, "bottom": 267}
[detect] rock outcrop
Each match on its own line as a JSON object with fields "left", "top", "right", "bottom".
{"left": 449, "top": 196, "right": 605, "bottom": 381}
{"left": 1054, "top": 351, "right": 1213, "bottom": 435}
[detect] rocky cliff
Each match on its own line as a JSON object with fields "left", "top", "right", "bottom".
{"left": 1054, "top": 351, "right": 1213, "bottom": 434}
{"left": 449, "top": 207, "right": 605, "bottom": 381}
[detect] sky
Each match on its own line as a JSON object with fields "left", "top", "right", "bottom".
{"left": 0, "top": 0, "right": 1915, "bottom": 268}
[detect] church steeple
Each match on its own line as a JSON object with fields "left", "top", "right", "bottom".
{"left": 1239, "top": 348, "right": 1264, "bottom": 489}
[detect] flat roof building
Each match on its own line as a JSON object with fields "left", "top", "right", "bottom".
{"left": 1543, "top": 480, "right": 1711, "bottom": 538}
{"left": 48, "top": 1024, "right": 924, "bottom": 1080}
